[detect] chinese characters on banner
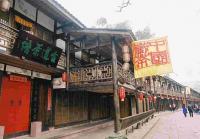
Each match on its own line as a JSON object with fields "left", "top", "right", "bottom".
{"left": 132, "top": 37, "right": 173, "bottom": 78}
{"left": 12, "top": 31, "right": 62, "bottom": 67}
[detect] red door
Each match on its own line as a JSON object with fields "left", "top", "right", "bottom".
{"left": 0, "top": 76, "right": 31, "bottom": 135}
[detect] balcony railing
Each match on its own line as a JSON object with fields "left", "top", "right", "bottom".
{"left": 120, "top": 109, "right": 155, "bottom": 130}
{"left": 155, "top": 86, "right": 184, "bottom": 98}
{"left": 69, "top": 62, "right": 136, "bottom": 87}
{"left": 0, "top": 22, "right": 18, "bottom": 53}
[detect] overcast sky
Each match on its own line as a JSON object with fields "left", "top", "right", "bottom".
{"left": 57, "top": 0, "right": 200, "bottom": 84}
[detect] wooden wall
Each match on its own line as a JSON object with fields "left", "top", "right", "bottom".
{"left": 54, "top": 91, "right": 111, "bottom": 126}
{"left": 54, "top": 91, "right": 88, "bottom": 126}
{"left": 89, "top": 94, "right": 111, "bottom": 120}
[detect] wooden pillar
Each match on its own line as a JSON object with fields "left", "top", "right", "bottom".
{"left": 111, "top": 37, "right": 120, "bottom": 133}
{"left": 65, "top": 34, "right": 70, "bottom": 90}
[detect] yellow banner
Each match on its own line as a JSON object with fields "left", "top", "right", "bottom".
{"left": 132, "top": 36, "right": 173, "bottom": 78}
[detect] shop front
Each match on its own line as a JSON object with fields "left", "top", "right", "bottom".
{"left": 0, "top": 62, "right": 57, "bottom": 137}
{"left": 0, "top": 67, "right": 31, "bottom": 136}
{"left": 54, "top": 90, "right": 112, "bottom": 127}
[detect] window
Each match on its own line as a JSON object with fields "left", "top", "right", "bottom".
{"left": 37, "top": 26, "right": 53, "bottom": 44}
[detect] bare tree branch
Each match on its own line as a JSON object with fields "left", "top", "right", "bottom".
{"left": 117, "top": 0, "right": 131, "bottom": 12}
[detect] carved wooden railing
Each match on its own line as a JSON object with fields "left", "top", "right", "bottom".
{"left": 120, "top": 109, "right": 155, "bottom": 130}
{"left": 69, "top": 62, "right": 135, "bottom": 86}
{"left": 0, "top": 21, "right": 18, "bottom": 53}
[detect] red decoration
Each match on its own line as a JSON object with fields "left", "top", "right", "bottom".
{"left": 62, "top": 72, "right": 68, "bottom": 82}
{"left": 139, "top": 92, "right": 144, "bottom": 101}
{"left": 47, "top": 88, "right": 52, "bottom": 111}
{"left": 119, "top": 87, "right": 126, "bottom": 101}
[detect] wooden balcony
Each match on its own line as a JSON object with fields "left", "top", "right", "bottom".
{"left": 69, "top": 62, "right": 136, "bottom": 93}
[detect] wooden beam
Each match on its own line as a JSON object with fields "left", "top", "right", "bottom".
{"left": 66, "top": 34, "right": 70, "bottom": 90}
{"left": 69, "top": 43, "right": 109, "bottom": 53}
{"left": 56, "top": 22, "right": 73, "bottom": 30}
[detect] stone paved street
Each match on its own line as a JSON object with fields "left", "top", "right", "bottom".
{"left": 144, "top": 111, "right": 200, "bottom": 139}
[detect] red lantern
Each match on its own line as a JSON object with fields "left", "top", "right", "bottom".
{"left": 62, "top": 72, "right": 68, "bottom": 82}
{"left": 139, "top": 92, "right": 144, "bottom": 101}
{"left": 119, "top": 87, "right": 126, "bottom": 101}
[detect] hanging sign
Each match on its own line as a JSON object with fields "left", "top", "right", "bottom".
{"left": 53, "top": 78, "right": 66, "bottom": 89}
{"left": 15, "top": 15, "right": 33, "bottom": 28}
{"left": 12, "top": 31, "right": 62, "bottom": 67}
{"left": 0, "top": 63, "right": 4, "bottom": 71}
{"left": 32, "top": 71, "right": 51, "bottom": 80}
{"left": 132, "top": 37, "right": 173, "bottom": 78}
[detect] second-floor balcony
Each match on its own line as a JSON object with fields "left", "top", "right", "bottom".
{"left": 69, "top": 62, "right": 136, "bottom": 93}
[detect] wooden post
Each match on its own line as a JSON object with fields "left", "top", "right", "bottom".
{"left": 65, "top": 34, "right": 70, "bottom": 90}
{"left": 111, "top": 37, "right": 121, "bottom": 133}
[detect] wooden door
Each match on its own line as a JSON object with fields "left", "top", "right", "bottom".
{"left": 0, "top": 76, "right": 31, "bottom": 135}
{"left": 31, "top": 79, "right": 50, "bottom": 131}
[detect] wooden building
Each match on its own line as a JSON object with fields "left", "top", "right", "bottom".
{"left": 1, "top": 0, "right": 200, "bottom": 138}
{"left": 0, "top": 0, "right": 84, "bottom": 137}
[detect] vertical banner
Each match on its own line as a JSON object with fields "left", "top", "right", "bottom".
{"left": 47, "top": 88, "right": 52, "bottom": 111}
{"left": 132, "top": 37, "right": 173, "bottom": 78}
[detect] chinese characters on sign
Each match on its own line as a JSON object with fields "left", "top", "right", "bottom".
{"left": 132, "top": 37, "right": 173, "bottom": 78}
{"left": 13, "top": 31, "right": 62, "bottom": 67}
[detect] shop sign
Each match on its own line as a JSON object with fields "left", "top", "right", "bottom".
{"left": 12, "top": 31, "right": 62, "bottom": 67}
{"left": 9, "top": 74, "right": 27, "bottom": 82}
{"left": 32, "top": 71, "right": 51, "bottom": 80}
{"left": 57, "top": 53, "right": 66, "bottom": 69}
{"left": 15, "top": 16, "right": 33, "bottom": 28}
{"left": 0, "top": 63, "right": 4, "bottom": 71}
{"left": 14, "top": 0, "right": 36, "bottom": 21}
{"left": 6, "top": 65, "right": 31, "bottom": 76}
{"left": 53, "top": 78, "right": 66, "bottom": 89}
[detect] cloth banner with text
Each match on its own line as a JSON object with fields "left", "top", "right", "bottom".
{"left": 132, "top": 37, "right": 173, "bottom": 78}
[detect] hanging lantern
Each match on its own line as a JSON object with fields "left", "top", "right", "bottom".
{"left": 138, "top": 92, "right": 144, "bottom": 101}
{"left": 118, "top": 87, "right": 126, "bottom": 101}
{"left": 122, "top": 63, "right": 130, "bottom": 71}
{"left": 62, "top": 72, "right": 68, "bottom": 82}
{"left": 0, "top": 0, "right": 11, "bottom": 12}
{"left": 122, "top": 45, "right": 129, "bottom": 53}
{"left": 123, "top": 53, "right": 130, "bottom": 63}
